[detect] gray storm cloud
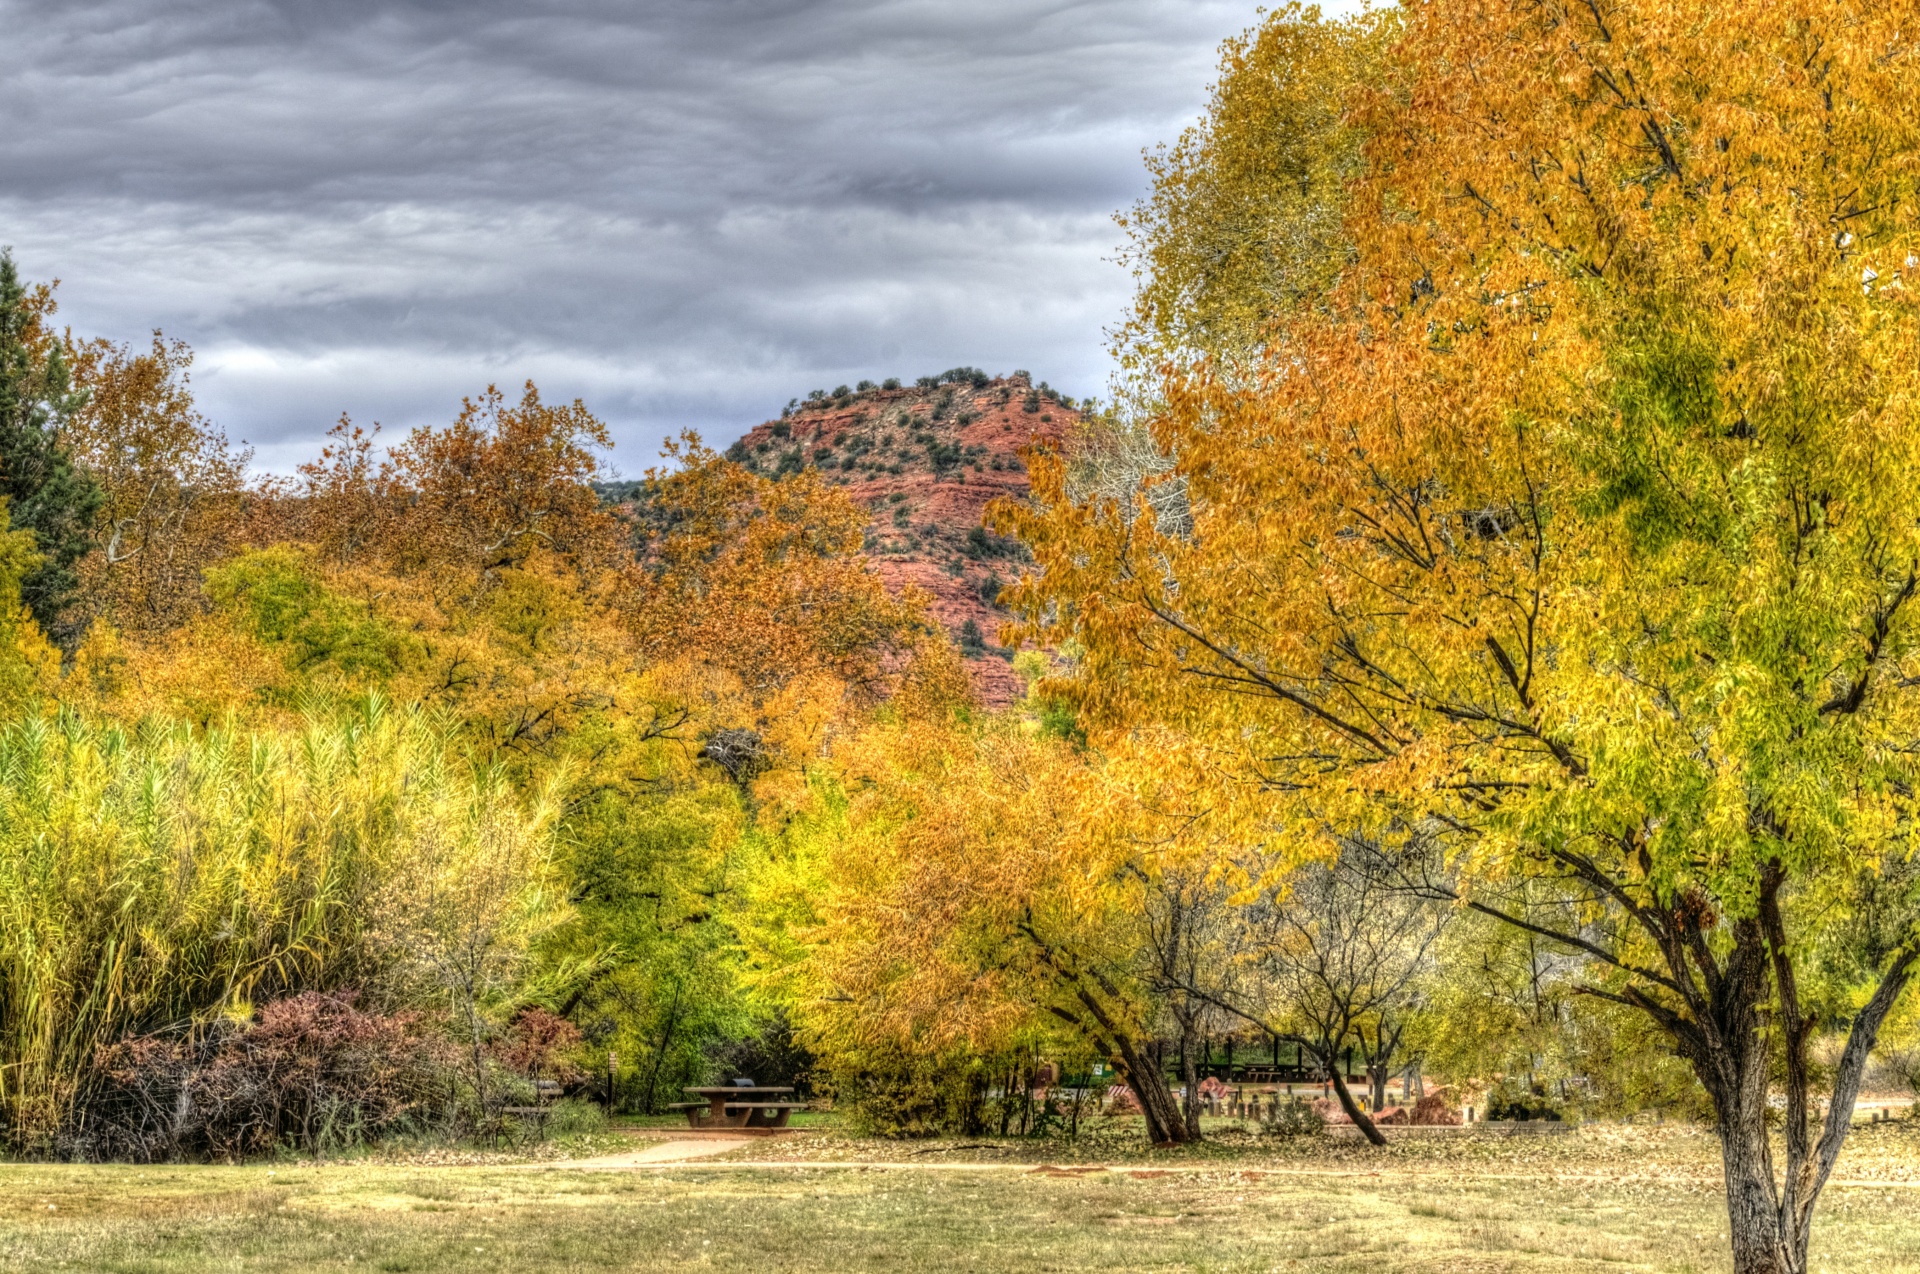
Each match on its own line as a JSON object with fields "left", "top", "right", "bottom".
{"left": 0, "top": 0, "right": 1267, "bottom": 471}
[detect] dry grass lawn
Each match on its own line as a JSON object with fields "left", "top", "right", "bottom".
{"left": 1, "top": 1122, "right": 1917, "bottom": 1272}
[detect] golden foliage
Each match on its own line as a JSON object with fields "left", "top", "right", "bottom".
{"left": 1010, "top": 0, "right": 1920, "bottom": 910}
{"left": 278, "top": 381, "right": 626, "bottom": 589}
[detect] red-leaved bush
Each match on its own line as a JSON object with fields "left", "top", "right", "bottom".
{"left": 494, "top": 1007, "right": 584, "bottom": 1083}
{"left": 72, "top": 993, "right": 460, "bottom": 1162}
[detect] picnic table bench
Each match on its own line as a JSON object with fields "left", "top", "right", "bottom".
{"left": 671, "top": 1085, "right": 802, "bottom": 1130}
{"left": 500, "top": 1082, "right": 567, "bottom": 1143}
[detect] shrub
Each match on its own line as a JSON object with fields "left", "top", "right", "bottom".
{"left": 539, "top": 1097, "right": 608, "bottom": 1137}
{"left": 77, "top": 993, "right": 461, "bottom": 1162}
{"left": 818, "top": 1045, "right": 990, "bottom": 1138}
{"left": 206, "top": 548, "right": 410, "bottom": 680}
{"left": 963, "top": 526, "right": 1024, "bottom": 561}
{"left": 1486, "top": 1084, "right": 1565, "bottom": 1122}
{"left": 0, "top": 706, "right": 560, "bottom": 1155}
{"left": 925, "top": 440, "right": 963, "bottom": 474}
{"left": 856, "top": 380, "right": 875, "bottom": 392}
{"left": 770, "top": 421, "right": 790, "bottom": 439}
{"left": 958, "top": 619, "right": 987, "bottom": 657}
{"left": 1261, "top": 1096, "right": 1326, "bottom": 1138}
{"left": 882, "top": 378, "right": 901, "bottom": 390}
{"left": 708, "top": 1014, "right": 816, "bottom": 1098}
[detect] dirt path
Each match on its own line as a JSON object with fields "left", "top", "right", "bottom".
{"left": 537, "top": 1138, "right": 759, "bottom": 1168}
{"left": 531, "top": 1151, "right": 1920, "bottom": 1190}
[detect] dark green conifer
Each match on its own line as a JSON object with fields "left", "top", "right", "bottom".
{"left": 0, "top": 250, "right": 103, "bottom": 648}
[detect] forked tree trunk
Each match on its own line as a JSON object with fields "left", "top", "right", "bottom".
{"left": 1679, "top": 933, "right": 1917, "bottom": 1274}
{"left": 1555, "top": 863, "right": 1920, "bottom": 1274}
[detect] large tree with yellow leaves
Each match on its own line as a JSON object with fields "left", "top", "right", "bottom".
{"left": 1004, "top": 3, "right": 1920, "bottom": 1270}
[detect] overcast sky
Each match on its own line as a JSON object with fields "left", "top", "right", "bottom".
{"left": 1, "top": 0, "right": 1280, "bottom": 472}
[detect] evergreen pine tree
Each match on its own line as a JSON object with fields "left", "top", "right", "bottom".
{"left": 0, "top": 250, "right": 102, "bottom": 647}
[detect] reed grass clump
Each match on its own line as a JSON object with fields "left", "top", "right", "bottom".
{"left": 0, "top": 699, "right": 560, "bottom": 1155}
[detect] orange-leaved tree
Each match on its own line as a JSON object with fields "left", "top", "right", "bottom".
{"left": 279, "top": 381, "right": 627, "bottom": 588}
{"left": 1001, "top": 3, "right": 1920, "bottom": 1269}
{"left": 66, "top": 333, "right": 250, "bottom": 636}
{"left": 628, "top": 435, "right": 923, "bottom": 701}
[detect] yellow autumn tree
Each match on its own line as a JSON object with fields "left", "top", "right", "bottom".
{"left": 755, "top": 684, "right": 1241, "bottom": 1145}
{"left": 1002, "top": 3, "right": 1920, "bottom": 1270}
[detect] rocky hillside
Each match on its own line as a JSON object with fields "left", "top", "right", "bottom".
{"left": 725, "top": 368, "right": 1082, "bottom": 706}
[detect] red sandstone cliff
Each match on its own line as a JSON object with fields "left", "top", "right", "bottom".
{"left": 725, "top": 369, "right": 1078, "bottom": 706}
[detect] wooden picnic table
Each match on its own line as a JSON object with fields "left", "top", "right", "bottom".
{"left": 670, "top": 1086, "right": 801, "bottom": 1131}
{"left": 500, "top": 1105, "right": 553, "bottom": 1144}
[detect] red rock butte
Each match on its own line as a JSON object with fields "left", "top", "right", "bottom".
{"left": 726, "top": 369, "right": 1080, "bottom": 706}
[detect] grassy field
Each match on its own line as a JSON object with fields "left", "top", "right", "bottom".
{"left": 2, "top": 1122, "right": 1918, "bottom": 1273}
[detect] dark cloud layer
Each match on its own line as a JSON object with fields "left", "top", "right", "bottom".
{"left": 2, "top": 0, "right": 1270, "bottom": 470}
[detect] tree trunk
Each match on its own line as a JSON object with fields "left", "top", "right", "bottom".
{"left": 1109, "top": 1033, "right": 1190, "bottom": 1145}
{"left": 1179, "top": 1035, "right": 1202, "bottom": 1140}
{"left": 1691, "top": 984, "right": 1794, "bottom": 1274}
{"left": 1173, "top": 1004, "right": 1204, "bottom": 1141}
{"left": 1328, "top": 1064, "right": 1385, "bottom": 1146}
{"left": 1626, "top": 879, "right": 1920, "bottom": 1274}
{"left": 462, "top": 982, "right": 489, "bottom": 1117}
{"left": 640, "top": 981, "right": 683, "bottom": 1115}
{"left": 1049, "top": 971, "right": 1195, "bottom": 1145}
{"left": 1430, "top": 847, "right": 1920, "bottom": 1274}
